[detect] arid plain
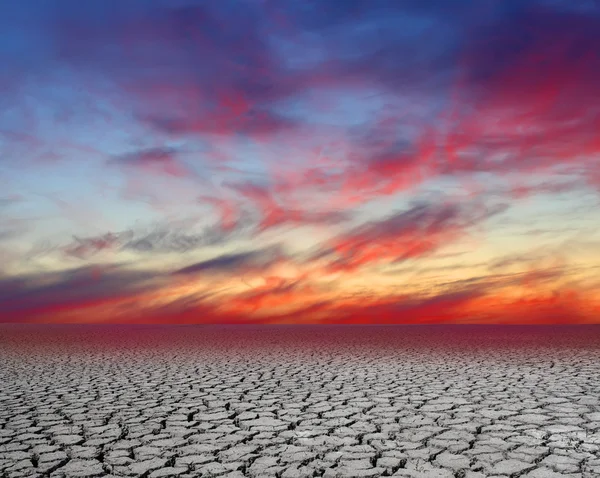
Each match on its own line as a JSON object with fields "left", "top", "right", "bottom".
{"left": 1, "top": 325, "right": 599, "bottom": 478}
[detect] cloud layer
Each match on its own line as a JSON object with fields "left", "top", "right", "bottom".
{"left": 1, "top": 0, "right": 599, "bottom": 323}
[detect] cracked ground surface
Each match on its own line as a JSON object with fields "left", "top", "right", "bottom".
{"left": 1, "top": 325, "right": 600, "bottom": 478}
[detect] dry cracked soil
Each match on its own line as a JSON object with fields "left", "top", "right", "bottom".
{"left": 1, "top": 325, "right": 599, "bottom": 478}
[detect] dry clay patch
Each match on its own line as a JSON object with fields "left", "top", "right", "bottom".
{"left": 0, "top": 325, "right": 599, "bottom": 477}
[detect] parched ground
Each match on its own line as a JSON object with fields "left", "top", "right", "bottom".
{"left": 1, "top": 325, "right": 600, "bottom": 478}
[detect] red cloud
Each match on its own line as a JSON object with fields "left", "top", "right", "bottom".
{"left": 2, "top": 260, "right": 598, "bottom": 325}
{"left": 231, "top": 182, "right": 349, "bottom": 232}
{"left": 199, "top": 195, "right": 241, "bottom": 232}
{"left": 439, "top": 4, "right": 600, "bottom": 185}
{"left": 321, "top": 200, "right": 507, "bottom": 273}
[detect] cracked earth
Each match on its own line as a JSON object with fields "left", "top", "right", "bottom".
{"left": 1, "top": 325, "right": 599, "bottom": 478}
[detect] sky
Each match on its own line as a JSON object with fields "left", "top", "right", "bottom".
{"left": 1, "top": 0, "right": 599, "bottom": 324}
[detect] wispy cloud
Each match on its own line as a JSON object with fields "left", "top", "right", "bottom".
{"left": 1, "top": 0, "right": 600, "bottom": 323}
{"left": 318, "top": 200, "right": 508, "bottom": 273}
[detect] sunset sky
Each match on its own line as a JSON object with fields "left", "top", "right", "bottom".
{"left": 1, "top": 0, "right": 599, "bottom": 324}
